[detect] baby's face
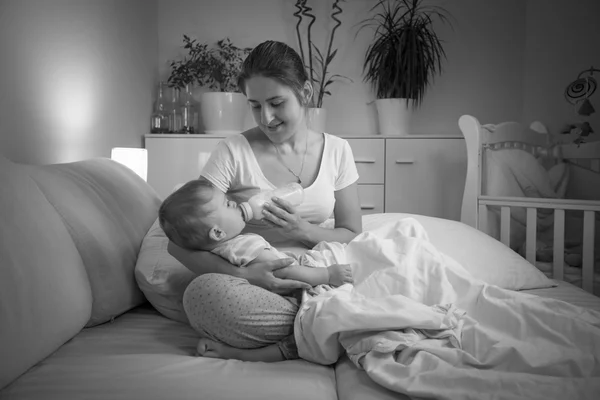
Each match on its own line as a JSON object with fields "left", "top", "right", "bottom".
{"left": 204, "top": 189, "right": 246, "bottom": 239}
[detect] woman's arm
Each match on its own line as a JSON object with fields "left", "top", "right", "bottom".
{"left": 167, "top": 241, "right": 312, "bottom": 294}
{"left": 264, "top": 182, "right": 362, "bottom": 248}
{"left": 167, "top": 240, "right": 244, "bottom": 277}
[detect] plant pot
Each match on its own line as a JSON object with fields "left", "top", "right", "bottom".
{"left": 200, "top": 92, "right": 248, "bottom": 135}
{"left": 375, "top": 98, "right": 412, "bottom": 136}
{"left": 308, "top": 108, "right": 327, "bottom": 133}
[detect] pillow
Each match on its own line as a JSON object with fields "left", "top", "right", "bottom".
{"left": 363, "top": 213, "right": 555, "bottom": 291}
{"left": 27, "top": 158, "right": 161, "bottom": 327}
{"left": 134, "top": 219, "right": 196, "bottom": 324}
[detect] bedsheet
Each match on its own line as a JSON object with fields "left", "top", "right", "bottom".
{"left": 1, "top": 305, "right": 337, "bottom": 400}
{"left": 335, "top": 279, "right": 600, "bottom": 400}
{"left": 295, "top": 218, "right": 600, "bottom": 400}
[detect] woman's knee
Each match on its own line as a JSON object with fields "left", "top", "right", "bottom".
{"left": 182, "top": 273, "right": 298, "bottom": 348}
{"left": 183, "top": 273, "right": 242, "bottom": 330}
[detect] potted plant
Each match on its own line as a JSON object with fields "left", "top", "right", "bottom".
{"left": 357, "top": 0, "right": 453, "bottom": 135}
{"left": 167, "top": 36, "right": 252, "bottom": 134}
{"left": 294, "top": 0, "right": 352, "bottom": 132}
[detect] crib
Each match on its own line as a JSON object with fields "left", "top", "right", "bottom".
{"left": 458, "top": 114, "right": 600, "bottom": 294}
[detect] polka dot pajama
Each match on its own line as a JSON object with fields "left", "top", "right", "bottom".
{"left": 183, "top": 273, "right": 300, "bottom": 359}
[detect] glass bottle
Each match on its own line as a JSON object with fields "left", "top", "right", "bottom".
{"left": 167, "top": 86, "right": 182, "bottom": 134}
{"left": 180, "top": 83, "right": 198, "bottom": 134}
{"left": 238, "top": 183, "right": 304, "bottom": 222}
{"left": 150, "top": 81, "right": 168, "bottom": 133}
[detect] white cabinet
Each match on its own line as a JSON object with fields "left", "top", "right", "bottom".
{"left": 145, "top": 134, "right": 467, "bottom": 221}
{"left": 384, "top": 138, "right": 467, "bottom": 221}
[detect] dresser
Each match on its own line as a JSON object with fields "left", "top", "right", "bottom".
{"left": 145, "top": 134, "right": 467, "bottom": 221}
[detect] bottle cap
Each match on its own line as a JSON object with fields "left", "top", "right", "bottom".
{"left": 238, "top": 202, "right": 253, "bottom": 222}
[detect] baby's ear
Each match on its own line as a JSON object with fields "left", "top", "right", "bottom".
{"left": 209, "top": 226, "right": 227, "bottom": 242}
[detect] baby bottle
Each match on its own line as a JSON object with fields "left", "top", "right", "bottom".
{"left": 238, "top": 182, "right": 304, "bottom": 222}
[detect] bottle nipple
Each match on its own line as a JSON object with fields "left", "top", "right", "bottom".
{"left": 238, "top": 202, "right": 252, "bottom": 222}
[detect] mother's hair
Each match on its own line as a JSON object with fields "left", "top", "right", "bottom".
{"left": 237, "top": 40, "right": 311, "bottom": 107}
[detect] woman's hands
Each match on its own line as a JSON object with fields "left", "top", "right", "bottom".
{"left": 242, "top": 258, "right": 312, "bottom": 295}
{"left": 261, "top": 196, "right": 309, "bottom": 241}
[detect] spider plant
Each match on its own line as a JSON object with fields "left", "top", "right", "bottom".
{"left": 357, "top": 0, "right": 453, "bottom": 107}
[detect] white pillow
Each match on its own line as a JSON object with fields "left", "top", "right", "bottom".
{"left": 134, "top": 219, "right": 196, "bottom": 324}
{"left": 363, "top": 213, "right": 555, "bottom": 291}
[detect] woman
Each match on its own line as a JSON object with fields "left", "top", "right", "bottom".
{"left": 168, "top": 40, "right": 362, "bottom": 362}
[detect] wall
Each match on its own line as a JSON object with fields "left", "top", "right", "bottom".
{"left": 157, "top": 0, "right": 526, "bottom": 136}
{"left": 0, "top": 0, "right": 158, "bottom": 164}
{"left": 522, "top": 0, "right": 600, "bottom": 138}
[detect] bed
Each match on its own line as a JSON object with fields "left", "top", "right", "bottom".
{"left": 458, "top": 114, "right": 600, "bottom": 295}
{"left": 4, "top": 132, "right": 600, "bottom": 400}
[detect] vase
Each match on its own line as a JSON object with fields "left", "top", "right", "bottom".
{"left": 308, "top": 108, "right": 327, "bottom": 133}
{"left": 200, "top": 92, "right": 248, "bottom": 135}
{"left": 375, "top": 98, "right": 412, "bottom": 136}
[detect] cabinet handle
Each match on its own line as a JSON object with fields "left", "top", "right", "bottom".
{"left": 395, "top": 159, "right": 415, "bottom": 164}
{"left": 360, "top": 205, "right": 375, "bottom": 210}
{"left": 355, "top": 159, "right": 376, "bottom": 164}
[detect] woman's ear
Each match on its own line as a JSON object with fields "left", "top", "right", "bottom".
{"left": 209, "top": 226, "right": 227, "bottom": 242}
{"left": 302, "top": 81, "right": 314, "bottom": 107}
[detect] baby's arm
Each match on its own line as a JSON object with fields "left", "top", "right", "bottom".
{"left": 250, "top": 249, "right": 328, "bottom": 287}
{"left": 255, "top": 251, "right": 352, "bottom": 287}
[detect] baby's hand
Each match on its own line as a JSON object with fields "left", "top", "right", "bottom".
{"left": 326, "top": 264, "right": 353, "bottom": 287}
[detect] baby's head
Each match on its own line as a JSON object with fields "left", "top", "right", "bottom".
{"left": 158, "top": 179, "right": 245, "bottom": 251}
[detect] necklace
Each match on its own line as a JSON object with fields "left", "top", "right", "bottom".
{"left": 271, "top": 133, "right": 309, "bottom": 184}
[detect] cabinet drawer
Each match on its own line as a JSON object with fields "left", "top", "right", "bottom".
{"left": 346, "top": 139, "right": 385, "bottom": 184}
{"left": 384, "top": 138, "right": 466, "bottom": 220}
{"left": 357, "top": 184, "right": 384, "bottom": 215}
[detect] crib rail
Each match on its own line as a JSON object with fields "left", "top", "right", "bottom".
{"left": 478, "top": 196, "right": 600, "bottom": 293}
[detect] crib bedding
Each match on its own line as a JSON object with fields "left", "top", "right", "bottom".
{"left": 1, "top": 304, "right": 337, "bottom": 400}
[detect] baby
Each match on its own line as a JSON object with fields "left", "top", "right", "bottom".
{"left": 158, "top": 179, "right": 354, "bottom": 290}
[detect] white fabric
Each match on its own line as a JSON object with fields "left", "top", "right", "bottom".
{"left": 211, "top": 233, "right": 275, "bottom": 267}
{"left": 201, "top": 133, "right": 359, "bottom": 247}
{"left": 134, "top": 219, "right": 196, "bottom": 324}
{"left": 294, "top": 218, "right": 600, "bottom": 400}
{"left": 362, "top": 213, "right": 553, "bottom": 290}
{"left": 335, "top": 279, "right": 600, "bottom": 400}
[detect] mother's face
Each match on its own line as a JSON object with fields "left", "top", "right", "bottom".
{"left": 244, "top": 76, "right": 307, "bottom": 143}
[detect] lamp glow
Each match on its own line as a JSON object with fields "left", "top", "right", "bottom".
{"left": 110, "top": 147, "right": 148, "bottom": 182}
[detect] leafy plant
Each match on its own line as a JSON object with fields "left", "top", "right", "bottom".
{"left": 167, "top": 36, "right": 252, "bottom": 92}
{"left": 357, "top": 0, "right": 453, "bottom": 107}
{"left": 294, "top": 0, "right": 352, "bottom": 108}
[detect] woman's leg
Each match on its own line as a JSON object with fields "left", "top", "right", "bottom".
{"left": 183, "top": 273, "right": 299, "bottom": 360}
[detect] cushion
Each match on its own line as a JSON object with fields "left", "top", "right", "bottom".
{"left": 0, "top": 156, "right": 92, "bottom": 390}
{"left": 134, "top": 219, "right": 196, "bottom": 324}
{"left": 363, "top": 213, "right": 554, "bottom": 291}
{"left": 27, "top": 158, "right": 161, "bottom": 327}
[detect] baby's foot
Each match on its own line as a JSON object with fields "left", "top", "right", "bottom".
{"left": 196, "top": 338, "right": 240, "bottom": 360}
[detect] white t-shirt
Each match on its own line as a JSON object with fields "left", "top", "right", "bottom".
{"left": 201, "top": 132, "right": 359, "bottom": 247}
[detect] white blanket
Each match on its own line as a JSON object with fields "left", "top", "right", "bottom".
{"left": 294, "top": 218, "right": 600, "bottom": 400}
